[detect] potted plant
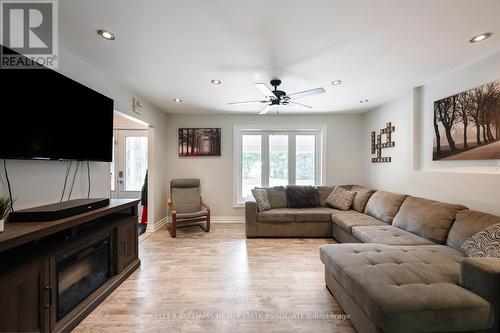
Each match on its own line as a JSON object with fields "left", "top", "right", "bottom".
{"left": 0, "top": 197, "right": 13, "bottom": 232}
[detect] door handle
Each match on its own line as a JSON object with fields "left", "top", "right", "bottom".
{"left": 44, "top": 286, "right": 52, "bottom": 309}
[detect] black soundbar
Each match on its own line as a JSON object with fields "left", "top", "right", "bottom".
{"left": 9, "top": 198, "right": 110, "bottom": 222}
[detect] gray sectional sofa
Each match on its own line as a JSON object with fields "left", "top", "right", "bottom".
{"left": 245, "top": 185, "right": 500, "bottom": 333}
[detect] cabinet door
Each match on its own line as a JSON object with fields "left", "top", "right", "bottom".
{"left": 116, "top": 218, "right": 138, "bottom": 273}
{"left": 0, "top": 259, "right": 51, "bottom": 332}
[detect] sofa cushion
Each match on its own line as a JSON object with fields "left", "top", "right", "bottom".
{"left": 325, "top": 186, "right": 355, "bottom": 211}
{"left": 257, "top": 208, "right": 294, "bottom": 222}
{"left": 292, "top": 207, "right": 338, "bottom": 222}
{"left": 316, "top": 186, "right": 335, "bottom": 207}
{"left": 286, "top": 185, "right": 319, "bottom": 208}
{"left": 320, "top": 244, "right": 491, "bottom": 332}
{"left": 352, "top": 225, "right": 436, "bottom": 246}
{"left": 393, "top": 196, "right": 467, "bottom": 245}
{"left": 350, "top": 185, "right": 376, "bottom": 213}
{"left": 257, "top": 207, "right": 338, "bottom": 223}
{"left": 264, "top": 186, "right": 287, "bottom": 209}
{"left": 462, "top": 223, "right": 500, "bottom": 258}
{"left": 447, "top": 210, "right": 500, "bottom": 251}
{"left": 331, "top": 210, "right": 386, "bottom": 233}
{"left": 364, "top": 190, "right": 407, "bottom": 224}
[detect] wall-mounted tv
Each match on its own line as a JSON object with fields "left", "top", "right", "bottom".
{"left": 0, "top": 47, "right": 114, "bottom": 162}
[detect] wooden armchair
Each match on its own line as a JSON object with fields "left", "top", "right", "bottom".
{"left": 167, "top": 178, "right": 210, "bottom": 238}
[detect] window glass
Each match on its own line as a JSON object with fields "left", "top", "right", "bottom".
{"left": 242, "top": 135, "right": 262, "bottom": 201}
{"left": 269, "top": 135, "right": 288, "bottom": 186}
{"left": 124, "top": 136, "right": 148, "bottom": 191}
{"left": 296, "top": 135, "right": 315, "bottom": 185}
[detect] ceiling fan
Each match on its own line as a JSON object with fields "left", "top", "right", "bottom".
{"left": 228, "top": 79, "right": 326, "bottom": 115}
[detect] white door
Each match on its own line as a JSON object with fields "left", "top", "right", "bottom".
{"left": 111, "top": 129, "right": 148, "bottom": 199}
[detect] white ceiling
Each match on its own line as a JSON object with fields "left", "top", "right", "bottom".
{"left": 60, "top": 0, "right": 500, "bottom": 114}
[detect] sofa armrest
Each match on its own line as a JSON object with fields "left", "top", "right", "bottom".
{"left": 460, "top": 257, "right": 500, "bottom": 332}
{"left": 245, "top": 201, "right": 258, "bottom": 238}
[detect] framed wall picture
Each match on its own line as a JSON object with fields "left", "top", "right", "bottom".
{"left": 178, "top": 128, "right": 221, "bottom": 157}
{"left": 433, "top": 79, "right": 500, "bottom": 161}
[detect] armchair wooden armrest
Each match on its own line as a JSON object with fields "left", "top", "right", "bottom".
{"left": 168, "top": 198, "right": 176, "bottom": 215}
{"left": 200, "top": 197, "right": 210, "bottom": 214}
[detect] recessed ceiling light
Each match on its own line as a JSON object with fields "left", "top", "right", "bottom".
{"left": 211, "top": 79, "right": 222, "bottom": 85}
{"left": 173, "top": 98, "right": 183, "bottom": 103}
{"left": 331, "top": 80, "right": 342, "bottom": 86}
{"left": 360, "top": 99, "right": 369, "bottom": 104}
{"left": 97, "top": 29, "right": 115, "bottom": 40}
{"left": 469, "top": 32, "right": 492, "bottom": 43}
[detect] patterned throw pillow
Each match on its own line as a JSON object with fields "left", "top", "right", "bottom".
{"left": 251, "top": 188, "right": 271, "bottom": 212}
{"left": 325, "top": 186, "right": 355, "bottom": 211}
{"left": 462, "top": 223, "right": 500, "bottom": 258}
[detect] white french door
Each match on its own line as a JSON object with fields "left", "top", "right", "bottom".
{"left": 111, "top": 129, "right": 148, "bottom": 199}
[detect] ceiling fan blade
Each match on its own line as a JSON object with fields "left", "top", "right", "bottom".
{"left": 255, "top": 83, "right": 276, "bottom": 99}
{"left": 289, "top": 101, "right": 312, "bottom": 109}
{"left": 227, "top": 100, "right": 268, "bottom": 105}
{"left": 288, "top": 87, "right": 326, "bottom": 100}
{"left": 258, "top": 104, "right": 277, "bottom": 115}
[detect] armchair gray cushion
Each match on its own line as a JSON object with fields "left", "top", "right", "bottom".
{"left": 176, "top": 210, "right": 208, "bottom": 220}
{"left": 171, "top": 178, "right": 201, "bottom": 213}
{"left": 171, "top": 178, "right": 200, "bottom": 188}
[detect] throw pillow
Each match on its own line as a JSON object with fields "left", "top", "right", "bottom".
{"left": 325, "top": 186, "right": 355, "bottom": 211}
{"left": 286, "top": 186, "right": 320, "bottom": 208}
{"left": 251, "top": 188, "right": 271, "bottom": 212}
{"left": 462, "top": 223, "right": 500, "bottom": 258}
{"left": 265, "top": 186, "right": 287, "bottom": 209}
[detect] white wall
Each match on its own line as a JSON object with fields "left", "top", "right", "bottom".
{"left": 166, "top": 113, "right": 364, "bottom": 217}
{"left": 362, "top": 51, "right": 500, "bottom": 215}
{"left": 114, "top": 113, "right": 148, "bottom": 130}
{"left": 0, "top": 46, "right": 170, "bottom": 226}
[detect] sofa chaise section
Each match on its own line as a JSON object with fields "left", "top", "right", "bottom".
{"left": 320, "top": 243, "right": 493, "bottom": 333}
{"left": 321, "top": 203, "right": 500, "bottom": 333}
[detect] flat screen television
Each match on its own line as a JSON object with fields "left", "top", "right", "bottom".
{"left": 0, "top": 48, "right": 114, "bottom": 162}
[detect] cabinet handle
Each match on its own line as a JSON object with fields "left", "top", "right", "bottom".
{"left": 121, "top": 241, "right": 126, "bottom": 255}
{"left": 44, "top": 286, "right": 52, "bottom": 309}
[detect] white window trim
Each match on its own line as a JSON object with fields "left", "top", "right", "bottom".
{"left": 233, "top": 124, "right": 327, "bottom": 207}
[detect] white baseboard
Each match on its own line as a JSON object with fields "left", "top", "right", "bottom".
{"left": 211, "top": 216, "right": 244, "bottom": 224}
{"left": 160, "top": 215, "right": 244, "bottom": 225}
{"left": 148, "top": 216, "right": 244, "bottom": 233}
{"left": 147, "top": 216, "right": 168, "bottom": 233}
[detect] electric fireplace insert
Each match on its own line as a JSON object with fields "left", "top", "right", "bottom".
{"left": 56, "top": 235, "right": 112, "bottom": 320}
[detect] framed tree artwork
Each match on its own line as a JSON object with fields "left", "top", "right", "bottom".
{"left": 433, "top": 80, "right": 500, "bottom": 160}
{"left": 178, "top": 128, "right": 221, "bottom": 157}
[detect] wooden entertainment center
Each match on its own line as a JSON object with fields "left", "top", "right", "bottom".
{"left": 0, "top": 199, "right": 140, "bottom": 333}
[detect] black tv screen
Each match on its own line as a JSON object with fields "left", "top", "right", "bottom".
{"left": 0, "top": 57, "right": 114, "bottom": 162}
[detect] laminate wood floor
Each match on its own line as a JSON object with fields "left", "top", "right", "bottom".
{"left": 74, "top": 223, "right": 355, "bottom": 333}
